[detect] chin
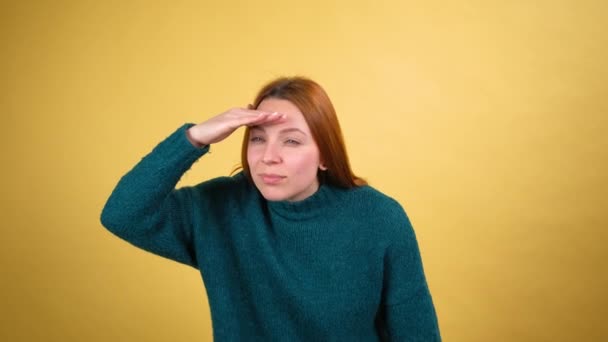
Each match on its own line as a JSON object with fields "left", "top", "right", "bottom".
{"left": 258, "top": 188, "right": 290, "bottom": 202}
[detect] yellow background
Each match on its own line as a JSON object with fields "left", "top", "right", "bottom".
{"left": 2, "top": 1, "right": 607, "bottom": 341}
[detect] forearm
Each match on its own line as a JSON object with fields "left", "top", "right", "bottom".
{"left": 382, "top": 287, "right": 441, "bottom": 341}
{"left": 100, "top": 124, "right": 208, "bottom": 234}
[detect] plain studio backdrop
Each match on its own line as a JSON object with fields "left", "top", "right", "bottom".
{"left": 1, "top": 1, "right": 606, "bottom": 341}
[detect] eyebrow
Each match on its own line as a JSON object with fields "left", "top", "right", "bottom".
{"left": 250, "top": 126, "right": 307, "bottom": 135}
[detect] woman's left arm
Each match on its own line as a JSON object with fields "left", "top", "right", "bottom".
{"left": 377, "top": 208, "right": 442, "bottom": 341}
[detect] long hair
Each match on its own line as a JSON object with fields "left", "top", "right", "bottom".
{"left": 240, "top": 76, "right": 366, "bottom": 188}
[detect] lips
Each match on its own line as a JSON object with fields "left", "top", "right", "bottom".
{"left": 259, "top": 173, "right": 286, "bottom": 185}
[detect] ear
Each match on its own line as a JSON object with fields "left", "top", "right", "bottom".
{"left": 319, "top": 163, "right": 328, "bottom": 171}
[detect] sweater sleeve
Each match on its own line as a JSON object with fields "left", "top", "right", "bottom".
{"left": 100, "top": 124, "right": 209, "bottom": 268}
{"left": 378, "top": 205, "right": 442, "bottom": 341}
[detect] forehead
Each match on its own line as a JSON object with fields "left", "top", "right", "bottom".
{"left": 256, "top": 98, "right": 310, "bottom": 133}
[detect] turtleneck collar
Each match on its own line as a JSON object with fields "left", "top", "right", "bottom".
{"left": 266, "top": 183, "right": 341, "bottom": 221}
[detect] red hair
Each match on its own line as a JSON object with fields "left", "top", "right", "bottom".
{"left": 240, "top": 76, "right": 366, "bottom": 188}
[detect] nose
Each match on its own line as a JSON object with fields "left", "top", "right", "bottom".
{"left": 262, "top": 142, "right": 282, "bottom": 165}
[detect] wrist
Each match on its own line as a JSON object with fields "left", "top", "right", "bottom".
{"left": 186, "top": 126, "right": 206, "bottom": 148}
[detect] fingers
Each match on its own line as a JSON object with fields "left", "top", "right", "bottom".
{"left": 233, "top": 108, "right": 286, "bottom": 127}
{"left": 193, "top": 107, "right": 287, "bottom": 145}
{"left": 252, "top": 112, "right": 287, "bottom": 127}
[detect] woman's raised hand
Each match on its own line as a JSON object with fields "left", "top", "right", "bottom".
{"left": 186, "top": 107, "right": 285, "bottom": 147}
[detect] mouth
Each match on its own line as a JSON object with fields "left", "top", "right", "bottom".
{"left": 259, "top": 173, "right": 286, "bottom": 185}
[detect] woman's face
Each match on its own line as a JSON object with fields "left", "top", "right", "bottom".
{"left": 247, "top": 98, "right": 323, "bottom": 202}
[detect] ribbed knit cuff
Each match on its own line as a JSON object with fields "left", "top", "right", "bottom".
{"left": 150, "top": 123, "right": 210, "bottom": 175}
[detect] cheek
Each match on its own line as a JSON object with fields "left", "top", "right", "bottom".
{"left": 287, "top": 151, "right": 320, "bottom": 174}
{"left": 246, "top": 146, "right": 260, "bottom": 166}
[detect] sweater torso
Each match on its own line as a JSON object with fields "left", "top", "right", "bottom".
{"left": 190, "top": 175, "right": 397, "bottom": 340}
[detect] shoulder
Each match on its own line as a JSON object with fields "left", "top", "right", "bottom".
{"left": 345, "top": 185, "right": 407, "bottom": 217}
{"left": 341, "top": 185, "right": 415, "bottom": 239}
{"left": 183, "top": 172, "right": 254, "bottom": 203}
{"left": 193, "top": 172, "right": 247, "bottom": 191}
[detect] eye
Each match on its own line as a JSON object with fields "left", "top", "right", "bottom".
{"left": 285, "top": 139, "right": 300, "bottom": 145}
{"left": 249, "top": 136, "right": 265, "bottom": 143}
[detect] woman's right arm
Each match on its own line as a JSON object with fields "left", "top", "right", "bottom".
{"left": 100, "top": 108, "right": 285, "bottom": 267}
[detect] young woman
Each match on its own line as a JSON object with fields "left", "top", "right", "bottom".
{"left": 101, "top": 76, "right": 441, "bottom": 341}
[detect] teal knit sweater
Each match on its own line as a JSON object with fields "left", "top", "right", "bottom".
{"left": 101, "top": 124, "right": 441, "bottom": 341}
